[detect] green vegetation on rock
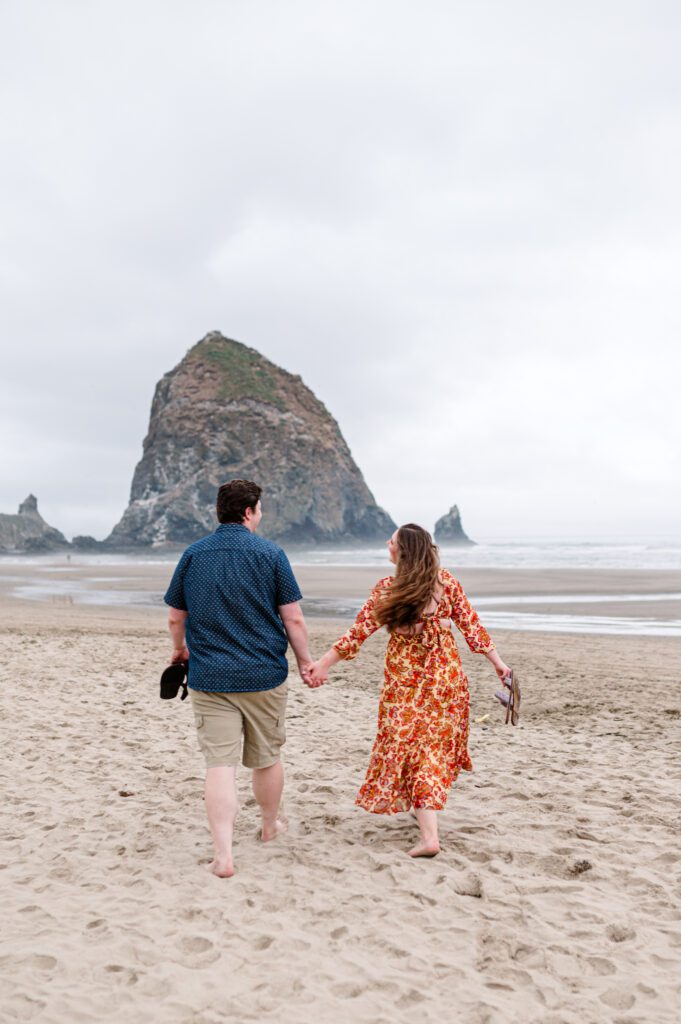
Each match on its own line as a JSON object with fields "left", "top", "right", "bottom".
{"left": 190, "top": 335, "right": 286, "bottom": 410}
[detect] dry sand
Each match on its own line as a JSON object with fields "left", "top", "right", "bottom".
{"left": 1, "top": 569, "right": 681, "bottom": 1023}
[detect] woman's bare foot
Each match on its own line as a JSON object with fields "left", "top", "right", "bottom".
{"left": 209, "top": 855, "right": 235, "bottom": 878}
{"left": 260, "top": 817, "right": 288, "bottom": 843}
{"left": 408, "top": 840, "right": 441, "bottom": 858}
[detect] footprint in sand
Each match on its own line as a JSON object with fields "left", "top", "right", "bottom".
{"left": 586, "top": 956, "right": 616, "bottom": 976}
{"left": 330, "top": 982, "right": 364, "bottom": 999}
{"left": 396, "top": 989, "right": 427, "bottom": 1007}
{"left": 606, "top": 923, "right": 636, "bottom": 943}
{"left": 180, "top": 936, "right": 213, "bottom": 953}
{"left": 450, "top": 873, "right": 483, "bottom": 898}
{"left": 599, "top": 987, "right": 635, "bottom": 1010}
{"left": 26, "top": 955, "right": 58, "bottom": 971}
{"left": 7, "top": 994, "right": 46, "bottom": 1020}
{"left": 409, "top": 891, "right": 437, "bottom": 907}
{"left": 104, "top": 964, "right": 139, "bottom": 985}
{"left": 176, "top": 936, "right": 221, "bottom": 967}
{"left": 567, "top": 859, "right": 593, "bottom": 877}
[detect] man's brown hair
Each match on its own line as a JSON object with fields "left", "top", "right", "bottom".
{"left": 216, "top": 479, "right": 262, "bottom": 524}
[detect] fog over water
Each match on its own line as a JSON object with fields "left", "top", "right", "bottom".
{"left": 4, "top": 538, "right": 681, "bottom": 571}
{"left": 1, "top": 2, "right": 680, "bottom": 541}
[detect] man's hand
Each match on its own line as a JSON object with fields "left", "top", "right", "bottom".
{"left": 297, "top": 660, "right": 313, "bottom": 685}
{"left": 170, "top": 646, "right": 189, "bottom": 665}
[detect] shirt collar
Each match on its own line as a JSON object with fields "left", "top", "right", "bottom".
{"left": 216, "top": 523, "right": 249, "bottom": 534}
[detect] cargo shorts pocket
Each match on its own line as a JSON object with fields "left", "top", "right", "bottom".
{"left": 194, "top": 713, "right": 206, "bottom": 752}
{"left": 273, "top": 712, "right": 286, "bottom": 746}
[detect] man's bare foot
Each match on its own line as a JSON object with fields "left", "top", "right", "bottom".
{"left": 260, "top": 817, "right": 288, "bottom": 843}
{"left": 408, "top": 840, "right": 440, "bottom": 858}
{"left": 209, "top": 856, "right": 235, "bottom": 878}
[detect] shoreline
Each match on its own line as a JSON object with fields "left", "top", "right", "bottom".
{"left": 2, "top": 564, "right": 681, "bottom": 634}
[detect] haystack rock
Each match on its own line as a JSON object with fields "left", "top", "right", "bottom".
{"left": 433, "top": 504, "right": 475, "bottom": 545}
{"left": 0, "top": 495, "right": 69, "bottom": 552}
{"left": 107, "top": 332, "right": 396, "bottom": 546}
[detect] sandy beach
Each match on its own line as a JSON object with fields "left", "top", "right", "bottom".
{"left": 2, "top": 566, "right": 681, "bottom": 1023}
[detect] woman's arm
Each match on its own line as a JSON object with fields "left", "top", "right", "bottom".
{"left": 446, "top": 573, "right": 511, "bottom": 678}
{"left": 308, "top": 579, "right": 388, "bottom": 685}
{"left": 447, "top": 575, "right": 495, "bottom": 654}
{"left": 307, "top": 645, "right": 342, "bottom": 686}
{"left": 484, "top": 646, "right": 512, "bottom": 681}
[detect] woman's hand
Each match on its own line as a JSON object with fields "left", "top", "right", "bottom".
{"left": 484, "top": 648, "right": 512, "bottom": 682}
{"left": 305, "top": 648, "right": 341, "bottom": 688}
{"left": 306, "top": 661, "right": 328, "bottom": 687}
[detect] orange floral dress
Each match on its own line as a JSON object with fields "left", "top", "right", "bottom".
{"left": 334, "top": 568, "right": 494, "bottom": 814}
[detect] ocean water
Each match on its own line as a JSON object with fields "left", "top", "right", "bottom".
{"left": 288, "top": 537, "right": 681, "bottom": 571}
{"left": 3, "top": 536, "right": 681, "bottom": 570}
{"left": 4, "top": 538, "right": 681, "bottom": 636}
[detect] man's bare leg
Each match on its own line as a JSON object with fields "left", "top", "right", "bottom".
{"left": 204, "top": 766, "right": 238, "bottom": 877}
{"left": 252, "top": 761, "right": 286, "bottom": 842}
{"left": 408, "top": 808, "right": 440, "bottom": 858}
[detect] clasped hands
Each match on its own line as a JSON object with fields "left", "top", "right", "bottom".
{"left": 299, "top": 660, "right": 328, "bottom": 688}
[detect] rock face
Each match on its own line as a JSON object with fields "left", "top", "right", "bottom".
{"left": 0, "top": 495, "right": 69, "bottom": 552}
{"left": 433, "top": 504, "right": 474, "bottom": 546}
{"left": 108, "top": 332, "right": 396, "bottom": 546}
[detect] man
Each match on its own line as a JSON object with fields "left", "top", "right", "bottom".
{"left": 164, "top": 479, "right": 315, "bottom": 878}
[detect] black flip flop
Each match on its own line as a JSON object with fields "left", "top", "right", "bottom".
{"left": 160, "top": 662, "right": 189, "bottom": 700}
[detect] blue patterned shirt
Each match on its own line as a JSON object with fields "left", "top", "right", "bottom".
{"left": 164, "top": 523, "right": 303, "bottom": 693}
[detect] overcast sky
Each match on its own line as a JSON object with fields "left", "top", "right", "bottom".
{"left": 1, "top": 1, "right": 680, "bottom": 541}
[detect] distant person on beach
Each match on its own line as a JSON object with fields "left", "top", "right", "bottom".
{"left": 308, "top": 524, "right": 512, "bottom": 857}
{"left": 164, "top": 479, "right": 314, "bottom": 878}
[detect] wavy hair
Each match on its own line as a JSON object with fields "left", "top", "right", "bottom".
{"left": 374, "top": 523, "right": 441, "bottom": 632}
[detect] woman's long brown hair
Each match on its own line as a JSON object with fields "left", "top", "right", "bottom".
{"left": 374, "top": 523, "right": 441, "bottom": 632}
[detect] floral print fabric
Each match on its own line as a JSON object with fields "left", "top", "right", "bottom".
{"left": 334, "top": 569, "right": 494, "bottom": 814}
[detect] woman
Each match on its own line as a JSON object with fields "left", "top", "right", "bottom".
{"left": 308, "top": 524, "right": 513, "bottom": 858}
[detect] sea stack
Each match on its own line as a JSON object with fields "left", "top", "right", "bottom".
{"left": 107, "top": 332, "right": 396, "bottom": 546}
{"left": 0, "top": 495, "right": 69, "bottom": 552}
{"left": 433, "top": 504, "right": 474, "bottom": 545}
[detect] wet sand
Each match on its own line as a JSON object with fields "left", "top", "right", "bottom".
{"left": 2, "top": 560, "right": 681, "bottom": 621}
{"left": 1, "top": 571, "right": 681, "bottom": 1022}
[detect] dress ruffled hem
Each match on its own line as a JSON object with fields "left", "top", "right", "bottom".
{"left": 355, "top": 759, "right": 472, "bottom": 815}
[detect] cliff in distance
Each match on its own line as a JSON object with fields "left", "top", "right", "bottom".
{"left": 108, "top": 332, "right": 396, "bottom": 546}
{"left": 0, "top": 495, "right": 69, "bottom": 553}
{"left": 433, "top": 504, "right": 474, "bottom": 545}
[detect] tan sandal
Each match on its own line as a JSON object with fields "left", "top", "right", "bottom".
{"left": 494, "top": 669, "right": 521, "bottom": 726}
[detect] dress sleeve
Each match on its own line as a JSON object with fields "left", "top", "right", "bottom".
{"left": 446, "top": 574, "right": 494, "bottom": 654}
{"left": 333, "top": 579, "right": 389, "bottom": 661}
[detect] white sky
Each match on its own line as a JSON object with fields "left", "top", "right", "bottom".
{"left": 1, "top": 1, "right": 680, "bottom": 541}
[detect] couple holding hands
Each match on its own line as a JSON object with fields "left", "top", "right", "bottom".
{"left": 165, "top": 480, "right": 513, "bottom": 878}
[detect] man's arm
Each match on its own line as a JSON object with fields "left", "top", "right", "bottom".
{"left": 168, "top": 607, "right": 189, "bottom": 664}
{"left": 278, "top": 601, "right": 313, "bottom": 685}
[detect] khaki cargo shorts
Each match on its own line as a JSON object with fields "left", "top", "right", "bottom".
{"left": 190, "top": 681, "right": 288, "bottom": 769}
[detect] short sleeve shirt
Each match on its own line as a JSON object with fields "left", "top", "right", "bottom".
{"left": 164, "top": 523, "right": 303, "bottom": 693}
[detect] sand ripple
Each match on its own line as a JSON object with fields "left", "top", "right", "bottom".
{"left": 2, "top": 610, "right": 681, "bottom": 1023}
